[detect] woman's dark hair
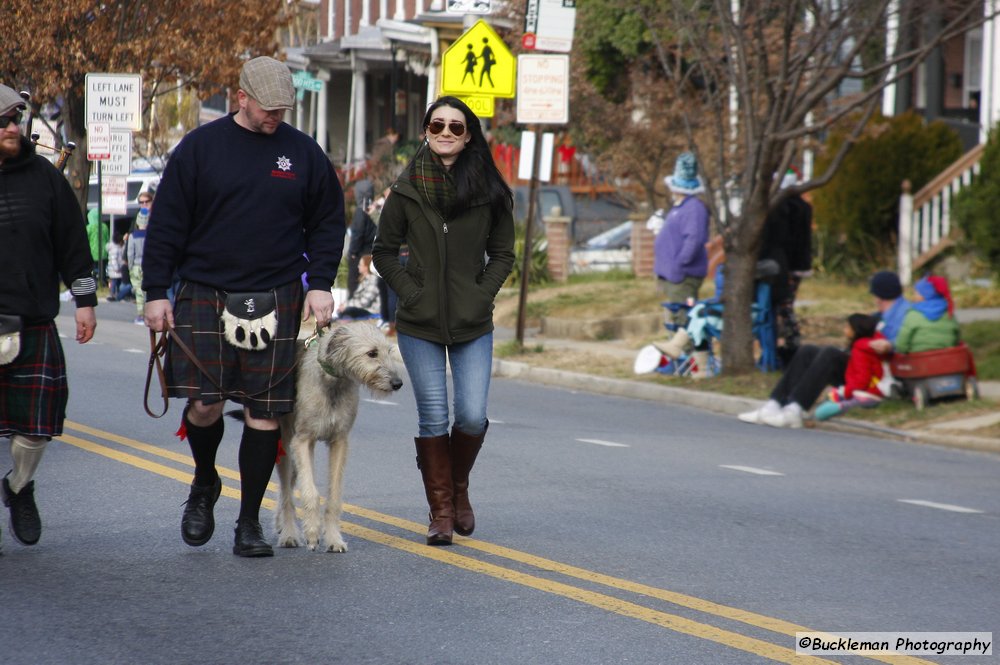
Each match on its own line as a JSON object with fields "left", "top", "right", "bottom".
{"left": 847, "top": 313, "right": 879, "bottom": 341}
{"left": 421, "top": 96, "right": 512, "bottom": 211}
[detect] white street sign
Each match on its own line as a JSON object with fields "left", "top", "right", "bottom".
{"left": 516, "top": 54, "right": 570, "bottom": 124}
{"left": 101, "top": 175, "right": 128, "bottom": 216}
{"left": 87, "top": 122, "right": 111, "bottom": 161}
{"left": 85, "top": 73, "right": 143, "bottom": 131}
{"left": 447, "top": 0, "right": 491, "bottom": 14}
{"left": 523, "top": 0, "right": 576, "bottom": 53}
{"left": 517, "top": 131, "right": 554, "bottom": 181}
{"left": 102, "top": 131, "right": 133, "bottom": 176}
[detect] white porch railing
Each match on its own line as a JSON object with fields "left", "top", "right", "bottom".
{"left": 897, "top": 143, "right": 984, "bottom": 286}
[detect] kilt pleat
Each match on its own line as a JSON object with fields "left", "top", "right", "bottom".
{"left": 0, "top": 321, "right": 69, "bottom": 438}
{"left": 165, "top": 280, "right": 303, "bottom": 416}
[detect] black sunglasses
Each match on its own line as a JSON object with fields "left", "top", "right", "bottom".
{"left": 0, "top": 111, "right": 23, "bottom": 129}
{"left": 426, "top": 119, "right": 466, "bottom": 137}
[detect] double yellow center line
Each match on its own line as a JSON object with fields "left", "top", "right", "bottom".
{"left": 61, "top": 420, "right": 936, "bottom": 665}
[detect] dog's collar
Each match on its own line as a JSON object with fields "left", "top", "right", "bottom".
{"left": 304, "top": 325, "right": 342, "bottom": 377}
{"left": 317, "top": 355, "right": 343, "bottom": 378}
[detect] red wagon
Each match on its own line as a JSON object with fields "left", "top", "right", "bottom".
{"left": 888, "top": 342, "right": 979, "bottom": 410}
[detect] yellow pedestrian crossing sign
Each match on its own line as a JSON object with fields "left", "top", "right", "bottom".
{"left": 441, "top": 20, "right": 516, "bottom": 98}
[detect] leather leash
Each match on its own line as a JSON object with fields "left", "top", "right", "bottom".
{"left": 144, "top": 323, "right": 306, "bottom": 418}
{"left": 144, "top": 329, "right": 169, "bottom": 418}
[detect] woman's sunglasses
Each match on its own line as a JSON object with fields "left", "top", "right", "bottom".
{"left": 426, "top": 119, "right": 466, "bottom": 137}
{"left": 0, "top": 111, "right": 23, "bottom": 129}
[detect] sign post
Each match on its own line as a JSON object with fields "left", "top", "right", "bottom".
{"left": 514, "top": 55, "right": 571, "bottom": 345}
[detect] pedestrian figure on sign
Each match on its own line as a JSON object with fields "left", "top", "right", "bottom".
{"left": 478, "top": 38, "right": 495, "bottom": 88}
{"left": 462, "top": 44, "right": 478, "bottom": 85}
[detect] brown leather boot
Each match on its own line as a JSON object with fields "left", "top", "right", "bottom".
{"left": 450, "top": 424, "right": 486, "bottom": 536}
{"left": 414, "top": 435, "right": 454, "bottom": 545}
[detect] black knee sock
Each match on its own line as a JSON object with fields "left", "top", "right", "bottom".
{"left": 184, "top": 411, "right": 224, "bottom": 487}
{"left": 237, "top": 427, "right": 279, "bottom": 522}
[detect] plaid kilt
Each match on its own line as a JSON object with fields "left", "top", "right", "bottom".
{"left": 0, "top": 321, "right": 69, "bottom": 438}
{"left": 166, "top": 280, "right": 303, "bottom": 417}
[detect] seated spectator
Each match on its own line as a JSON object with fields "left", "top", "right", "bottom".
{"left": 893, "top": 275, "right": 959, "bottom": 354}
{"left": 738, "top": 270, "right": 909, "bottom": 428}
{"left": 337, "top": 255, "right": 381, "bottom": 321}
{"left": 813, "top": 313, "right": 889, "bottom": 421}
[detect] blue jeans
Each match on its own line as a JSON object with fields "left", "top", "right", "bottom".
{"left": 396, "top": 332, "right": 493, "bottom": 438}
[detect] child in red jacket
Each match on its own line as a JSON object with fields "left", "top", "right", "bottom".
{"left": 815, "top": 313, "right": 888, "bottom": 420}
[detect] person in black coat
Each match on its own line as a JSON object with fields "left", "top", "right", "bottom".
{"left": 0, "top": 84, "right": 98, "bottom": 550}
{"left": 347, "top": 179, "right": 376, "bottom": 298}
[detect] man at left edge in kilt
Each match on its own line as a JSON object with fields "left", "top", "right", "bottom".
{"left": 0, "top": 84, "right": 99, "bottom": 552}
{"left": 142, "top": 57, "right": 346, "bottom": 557}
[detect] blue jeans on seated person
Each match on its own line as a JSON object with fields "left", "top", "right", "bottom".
{"left": 396, "top": 331, "right": 493, "bottom": 438}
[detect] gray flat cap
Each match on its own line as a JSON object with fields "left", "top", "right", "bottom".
{"left": 239, "top": 57, "right": 295, "bottom": 111}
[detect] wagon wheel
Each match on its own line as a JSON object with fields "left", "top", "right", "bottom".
{"left": 966, "top": 377, "right": 980, "bottom": 401}
{"left": 913, "top": 385, "right": 929, "bottom": 411}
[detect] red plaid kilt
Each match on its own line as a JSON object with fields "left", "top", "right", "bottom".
{"left": 165, "top": 280, "right": 303, "bottom": 417}
{"left": 0, "top": 321, "right": 69, "bottom": 438}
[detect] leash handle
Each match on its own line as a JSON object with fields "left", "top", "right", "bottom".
{"left": 144, "top": 329, "right": 169, "bottom": 418}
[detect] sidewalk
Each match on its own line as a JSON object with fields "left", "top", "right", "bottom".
{"left": 494, "top": 322, "right": 1000, "bottom": 455}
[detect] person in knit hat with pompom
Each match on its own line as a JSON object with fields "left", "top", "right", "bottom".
{"left": 893, "top": 275, "right": 960, "bottom": 354}
{"left": 647, "top": 151, "right": 711, "bottom": 374}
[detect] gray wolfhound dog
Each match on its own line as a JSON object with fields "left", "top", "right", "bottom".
{"left": 275, "top": 321, "right": 403, "bottom": 552}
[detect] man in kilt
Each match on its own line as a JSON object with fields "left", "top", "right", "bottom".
{"left": 142, "top": 57, "right": 345, "bottom": 557}
{"left": 0, "top": 84, "right": 99, "bottom": 551}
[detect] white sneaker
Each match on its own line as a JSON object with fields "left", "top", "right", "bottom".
{"left": 737, "top": 400, "right": 780, "bottom": 425}
{"left": 738, "top": 408, "right": 767, "bottom": 424}
{"left": 762, "top": 405, "right": 803, "bottom": 429}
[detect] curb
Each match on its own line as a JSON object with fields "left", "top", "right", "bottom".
{"left": 494, "top": 358, "right": 772, "bottom": 415}
{"left": 492, "top": 358, "right": 1000, "bottom": 455}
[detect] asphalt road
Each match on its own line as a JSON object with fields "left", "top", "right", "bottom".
{"left": 0, "top": 305, "right": 997, "bottom": 665}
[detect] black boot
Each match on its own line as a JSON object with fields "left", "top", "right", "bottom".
{"left": 233, "top": 518, "right": 273, "bottom": 557}
{"left": 181, "top": 476, "right": 222, "bottom": 546}
{"left": 2, "top": 474, "right": 41, "bottom": 546}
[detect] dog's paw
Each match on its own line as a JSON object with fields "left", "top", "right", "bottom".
{"left": 277, "top": 532, "right": 302, "bottom": 548}
{"left": 323, "top": 536, "right": 348, "bottom": 553}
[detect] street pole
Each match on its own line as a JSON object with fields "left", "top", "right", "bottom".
{"left": 515, "top": 126, "right": 543, "bottom": 346}
{"left": 97, "top": 160, "right": 103, "bottom": 285}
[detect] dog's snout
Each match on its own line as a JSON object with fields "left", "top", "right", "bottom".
{"left": 391, "top": 378, "right": 403, "bottom": 391}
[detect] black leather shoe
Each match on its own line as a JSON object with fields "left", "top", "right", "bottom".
{"left": 181, "top": 476, "right": 222, "bottom": 546}
{"left": 2, "top": 475, "right": 41, "bottom": 546}
{"left": 233, "top": 518, "right": 273, "bottom": 557}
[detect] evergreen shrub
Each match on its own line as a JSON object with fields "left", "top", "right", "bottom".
{"left": 812, "top": 112, "right": 961, "bottom": 278}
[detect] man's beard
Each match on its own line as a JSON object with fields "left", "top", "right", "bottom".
{"left": 0, "top": 134, "right": 21, "bottom": 162}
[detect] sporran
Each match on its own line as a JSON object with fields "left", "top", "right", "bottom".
{"left": 221, "top": 291, "right": 277, "bottom": 351}
{"left": 0, "top": 314, "right": 23, "bottom": 366}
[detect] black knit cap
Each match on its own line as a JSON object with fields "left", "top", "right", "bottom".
{"left": 869, "top": 270, "right": 902, "bottom": 300}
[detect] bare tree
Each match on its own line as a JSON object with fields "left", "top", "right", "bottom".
{"left": 632, "top": 0, "right": 989, "bottom": 373}
{"left": 1, "top": 0, "right": 289, "bottom": 209}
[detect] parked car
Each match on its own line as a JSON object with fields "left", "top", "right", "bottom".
{"left": 569, "top": 221, "right": 633, "bottom": 273}
{"left": 513, "top": 185, "right": 578, "bottom": 239}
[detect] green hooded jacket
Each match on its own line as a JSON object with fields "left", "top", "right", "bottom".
{"left": 372, "top": 176, "right": 515, "bottom": 345}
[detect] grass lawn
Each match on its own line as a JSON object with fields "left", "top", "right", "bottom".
{"left": 494, "top": 273, "right": 1000, "bottom": 434}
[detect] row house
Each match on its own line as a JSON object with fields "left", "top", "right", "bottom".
{"left": 284, "top": 0, "right": 501, "bottom": 170}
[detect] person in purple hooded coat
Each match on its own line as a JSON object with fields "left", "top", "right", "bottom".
{"left": 652, "top": 151, "right": 710, "bottom": 330}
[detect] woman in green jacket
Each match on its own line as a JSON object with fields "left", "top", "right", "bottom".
{"left": 372, "top": 96, "right": 515, "bottom": 546}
